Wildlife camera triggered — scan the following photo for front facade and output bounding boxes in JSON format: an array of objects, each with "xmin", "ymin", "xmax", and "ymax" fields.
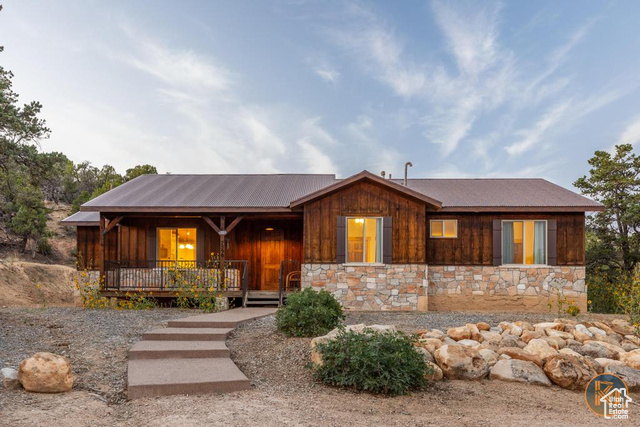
[{"xmin": 62, "ymin": 171, "xmax": 602, "ymax": 312}]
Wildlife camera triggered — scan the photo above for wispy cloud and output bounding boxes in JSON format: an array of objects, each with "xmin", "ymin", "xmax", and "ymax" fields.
[
  {"xmin": 505, "ymin": 101, "xmax": 571, "ymax": 156},
  {"xmin": 314, "ymin": 66, "xmax": 340, "ymax": 83},
  {"xmin": 617, "ymin": 115, "xmax": 640, "ymax": 146}
]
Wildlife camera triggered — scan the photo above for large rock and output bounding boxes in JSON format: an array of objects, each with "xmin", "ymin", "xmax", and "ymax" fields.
[
  {"xmin": 447, "ymin": 326, "xmax": 471, "ymax": 341},
  {"xmin": 479, "ymin": 330, "xmax": 502, "ymax": 342},
  {"xmin": 543, "ymin": 336, "xmax": 566, "ymax": 350},
  {"xmin": 18, "ymin": 352, "xmax": 73, "ymax": 393},
  {"xmin": 458, "ymin": 339, "xmax": 480, "ymax": 347},
  {"xmin": 478, "ymin": 349, "xmax": 499, "ymax": 367},
  {"xmin": 465, "ymin": 323, "xmax": 483, "ymax": 342},
  {"xmin": 434, "ymin": 345, "xmax": 489, "ymax": 380},
  {"xmin": 424, "ymin": 361, "xmax": 444, "ymax": 381},
  {"xmin": 476, "ymin": 322, "xmax": 491, "ymax": 331},
  {"xmin": 546, "ymin": 329, "xmax": 573, "ymax": 340},
  {"xmin": 415, "ymin": 346, "xmax": 435, "ymax": 364},
  {"xmin": 490, "ymin": 359, "xmax": 551, "ymax": 386},
  {"xmin": 417, "ymin": 338, "xmax": 443, "ymax": 355},
  {"xmin": 523, "ymin": 338, "xmax": 558, "ymax": 363},
  {"xmin": 543, "ymin": 354, "xmax": 598, "ymax": 390},
  {"xmin": 521, "ymin": 330, "xmax": 544, "ymax": 344},
  {"xmin": 610, "ymin": 319, "xmax": 635, "ymax": 336},
  {"xmin": 1, "ymin": 367, "xmax": 21, "ymax": 390},
  {"xmin": 585, "ymin": 340, "xmax": 626, "ymax": 358},
  {"xmin": 500, "ymin": 335, "xmax": 522, "ymax": 348},
  {"xmin": 534, "ymin": 322, "xmax": 563, "ymax": 332},
  {"xmin": 571, "ymin": 324, "xmax": 592, "ymax": 342},
  {"xmin": 604, "ymin": 364, "xmax": 640, "ymax": 391},
  {"xmin": 575, "ymin": 342, "xmax": 618, "ymax": 360},
  {"xmin": 498, "ymin": 347, "xmax": 543, "ymax": 367},
  {"xmin": 595, "ymin": 358, "xmax": 625, "ymax": 369},
  {"xmin": 620, "ymin": 349, "xmax": 640, "ymax": 369},
  {"xmin": 513, "ymin": 321, "xmax": 534, "ymax": 332}
]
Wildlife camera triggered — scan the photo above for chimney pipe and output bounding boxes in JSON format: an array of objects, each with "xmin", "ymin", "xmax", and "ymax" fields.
[{"xmin": 404, "ymin": 162, "xmax": 413, "ymax": 186}]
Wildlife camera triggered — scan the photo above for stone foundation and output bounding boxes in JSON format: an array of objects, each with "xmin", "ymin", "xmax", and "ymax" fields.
[
  {"xmin": 301, "ymin": 264, "xmax": 428, "ymax": 311},
  {"xmin": 427, "ymin": 266, "xmax": 587, "ymax": 313},
  {"xmin": 302, "ymin": 263, "xmax": 587, "ymax": 313}
]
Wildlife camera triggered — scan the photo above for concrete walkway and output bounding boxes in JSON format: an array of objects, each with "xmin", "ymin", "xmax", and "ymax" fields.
[{"xmin": 127, "ymin": 307, "xmax": 276, "ymax": 399}]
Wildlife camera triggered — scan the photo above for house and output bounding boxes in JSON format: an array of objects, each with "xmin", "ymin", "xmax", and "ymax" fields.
[{"xmin": 61, "ymin": 170, "xmax": 603, "ymax": 312}]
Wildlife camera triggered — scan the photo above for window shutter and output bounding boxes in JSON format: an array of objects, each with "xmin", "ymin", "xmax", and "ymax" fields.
[
  {"xmin": 148, "ymin": 227, "xmax": 157, "ymax": 263},
  {"xmin": 492, "ymin": 219, "xmax": 502, "ymax": 266},
  {"xmin": 197, "ymin": 227, "xmax": 205, "ymax": 262},
  {"xmin": 383, "ymin": 216, "xmax": 393, "ymax": 264},
  {"xmin": 547, "ymin": 219, "xmax": 557, "ymax": 266},
  {"xmin": 336, "ymin": 216, "xmax": 346, "ymax": 263}
]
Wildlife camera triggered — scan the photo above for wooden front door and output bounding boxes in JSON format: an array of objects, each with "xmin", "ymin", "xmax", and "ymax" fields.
[{"xmin": 260, "ymin": 229, "xmax": 284, "ymax": 291}]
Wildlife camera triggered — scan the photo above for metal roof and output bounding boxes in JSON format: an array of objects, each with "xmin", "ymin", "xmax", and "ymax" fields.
[
  {"xmin": 68, "ymin": 172, "xmax": 603, "ymax": 217},
  {"xmin": 60, "ymin": 211, "xmax": 100, "ymax": 225}
]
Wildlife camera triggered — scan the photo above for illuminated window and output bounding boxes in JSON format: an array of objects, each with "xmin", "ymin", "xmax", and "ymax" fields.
[
  {"xmin": 157, "ymin": 228, "xmax": 197, "ymax": 261},
  {"xmin": 346, "ymin": 217, "xmax": 382, "ymax": 263},
  {"xmin": 430, "ymin": 220, "xmax": 457, "ymax": 238},
  {"xmin": 502, "ymin": 220, "xmax": 546, "ymax": 265}
]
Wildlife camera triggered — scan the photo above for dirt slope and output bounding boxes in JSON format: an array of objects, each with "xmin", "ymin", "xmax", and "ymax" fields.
[{"xmin": 0, "ymin": 261, "xmax": 78, "ymax": 307}]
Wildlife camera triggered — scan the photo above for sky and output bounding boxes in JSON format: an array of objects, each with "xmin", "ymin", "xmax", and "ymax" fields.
[{"xmin": 2, "ymin": 0, "xmax": 640, "ymax": 190}]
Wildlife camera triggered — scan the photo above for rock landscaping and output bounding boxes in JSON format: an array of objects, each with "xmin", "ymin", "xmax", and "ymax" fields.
[{"xmin": 18, "ymin": 352, "xmax": 74, "ymax": 393}]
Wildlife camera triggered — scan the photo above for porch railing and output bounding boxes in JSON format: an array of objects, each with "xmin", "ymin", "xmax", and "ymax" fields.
[
  {"xmin": 278, "ymin": 259, "xmax": 301, "ymax": 305},
  {"xmin": 103, "ymin": 260, "xmax": 249, "ymax": 296}
]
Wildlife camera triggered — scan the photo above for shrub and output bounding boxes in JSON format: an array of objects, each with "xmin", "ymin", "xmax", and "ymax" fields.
[
  {"xmin": 313, "ymin": 329, "xmax": 430, "ymax": 395},
  {"xmin": 616, "ymin": 265, "xmax": 640, "ymax": 333},
  {"xmin": 116, "ymin": 292, "xmax": 158, "ymax": 310},
  {"xmin": 37, "ymin": 238, "xmax": 52, "ymax": 256},
  {"xmin": 74, "ymin": 269, "xmax": 110, "ymax": 309},
  {"xmin": 276, "ymin": 287, "xmax": 344, "ymax": 337},
  {"xmin": 587, "ymin": 270, "xmax": 626, "ymax": 313}
]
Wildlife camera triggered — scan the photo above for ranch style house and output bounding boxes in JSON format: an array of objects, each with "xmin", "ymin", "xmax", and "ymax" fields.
[{"xmin": 62, "ymin": 170, "xmax": 603, "ymax": 312}]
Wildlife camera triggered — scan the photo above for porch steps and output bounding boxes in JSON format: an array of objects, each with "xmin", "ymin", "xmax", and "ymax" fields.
[
  {"xmin": 245, "ymin": 291, "xmax": 281, "ymax": 307},
  {"xmin": 127, "ymin": 307, "xmax": 276, "ymax": 400},
  {"xmin": 143, "ymin": 327, "xmax": 232, "ymax": 341},
  {"xmin": 129, "ymin": 340, "xmax": 229, "ymax": 359}
]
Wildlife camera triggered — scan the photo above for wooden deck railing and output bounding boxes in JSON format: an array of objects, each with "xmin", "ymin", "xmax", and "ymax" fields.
[
  {"xmin": 103, "ymin": 260, "xmax": 249, "ymax": 296},
  {"xmin": 278, "ymin": 259, "xmax": 301, "ymax": 305}
]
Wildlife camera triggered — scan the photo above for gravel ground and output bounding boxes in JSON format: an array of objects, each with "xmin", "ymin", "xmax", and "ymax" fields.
[
  {"xmin": 0, "ymin": 307, "xmax": 188, "ymax": 403},
  {"xmin": 0, "ymin": 308, "xmax": 630, "ymax": 426}
]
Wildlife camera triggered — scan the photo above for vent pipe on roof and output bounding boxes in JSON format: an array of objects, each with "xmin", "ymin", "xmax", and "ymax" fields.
[
  {"xmin": 380, "ymin": 171, "xmax": 386, "ymax": 178},
  {"xmin": 404, "ymin": 162, "xmax": 413, "ymax": 186},
  {"xmin": 388, "ymin": 173, "xmax": 392, "ymax": 179}
]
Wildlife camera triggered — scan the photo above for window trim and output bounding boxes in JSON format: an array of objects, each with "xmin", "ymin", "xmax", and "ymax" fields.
[
  {"xmin": 344, "ymin": 216, "xmax": 383, "ymax": 264},
  {"xmin": 156, "ymin": 227, "xmax": 197, "ymax": 261},
  {"xmin": 500, "ymin": 219, "xmax": 548, "ymax": 266},
  {"xmin": 429, "ymin": 219, "xmax": 458, "ymax": 238}
]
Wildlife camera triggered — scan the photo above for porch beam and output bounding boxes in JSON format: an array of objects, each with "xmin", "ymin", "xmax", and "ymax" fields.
[
  {"xmin": 224, "ymin": 216, "xmax": 244, "ymax": 234},
  {"xmin": 101, "ymin": 216, "xmax": 124, "ymax": 236},
  {"xmin": 203, "ymin": 216, "xmax": 222, "ymax": 234}
]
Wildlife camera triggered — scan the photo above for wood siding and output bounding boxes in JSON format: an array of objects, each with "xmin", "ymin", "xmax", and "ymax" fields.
[
  {"xmin": 76, "ymin": 226, "xmax": 101, "ymax": 270},
  {"xmin": 303, "ymin": 180, "xmax": 427, "ymax": 263},
  {"xmin": 426, "ymin": 212, "xmax": 585, "ymax": 266}
]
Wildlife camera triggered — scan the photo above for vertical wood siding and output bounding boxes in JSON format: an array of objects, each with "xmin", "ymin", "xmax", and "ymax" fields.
[{"xmin": 302, "ymin": 180, "xmax": 427, "ymax": 263}]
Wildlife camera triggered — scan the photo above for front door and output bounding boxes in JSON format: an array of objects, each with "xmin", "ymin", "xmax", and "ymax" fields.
[{"xmin": 260, "ymin": 229, "xmax": 284, "ymax": 291}]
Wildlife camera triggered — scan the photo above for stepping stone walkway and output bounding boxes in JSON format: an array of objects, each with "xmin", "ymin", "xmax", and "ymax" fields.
[{"xmin": 127, "ymin": 307, "xmax": 276, "ymax": 399}]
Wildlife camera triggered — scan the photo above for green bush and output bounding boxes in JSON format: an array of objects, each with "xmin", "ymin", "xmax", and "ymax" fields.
[
  {"xmin": 276, "ymin": 287, "xmax": 344, "ymax": 337},
  {"xmin": 37, "ymin": 237, "xmax": 52, "ymax": 256},
  {"xmin": 313, "ymin": 329, "xmax": 430, "ymax": 396}
]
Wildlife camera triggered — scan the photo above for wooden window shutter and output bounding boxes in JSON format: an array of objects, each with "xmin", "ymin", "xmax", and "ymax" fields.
[
  {"xmin": 196, "ymin": 227, "xmax": 205, "ymax": 262},
  {"xmin": 148, "ymin": 227, "xmax": 157, "ymax": 262},
  {"xmin": 492, "ymin": 219, "xmax": 502, "ymax": 266},
  {"xmin": 547, "ymin": 219, "xmax": 557, "ymax": 266},
  {"xmin": 336, "ymin": 216, "xmax": 346, "ymax": 263},
  {"xmin": 383, "ymin": 216, "xmax": 393, "ymax": 264}
]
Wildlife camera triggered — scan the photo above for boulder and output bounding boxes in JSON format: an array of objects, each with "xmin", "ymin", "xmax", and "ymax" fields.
[
  {"xmin": 423, "ymin": 329, "xmax": 446, "ymax": 339},
  {"xmin": 476, "ymin": 322, "xmax": 491, "ymax": 331},
  {"xmin": 585, "ymin": 340, "xmax": 626, "ymax": 358},
  {"xmin": 311, "ymin": 324, "xmax": 396, "ymax": 365},
  {"xmin": 543, "ymin": 336, "xmax": 566, "ymax": 350},
  {"xmin": 622, "ymin": 342, "xmax": 640, "ymax": 352},
  {"xmin": 417, "ymin": 338, "xmax": 443, "ymax": 355},
  {"xmin": 610, "ymin": 319, "xmax": 635, "ymax": 336},
  {"xmin": 465, "ymin": 323, "xmax": 483, "ymax": 342},
  {"xmin": 498, "ymin": 321, "xmax": 512, "ymax": 332},
  {"xmin": 434, "ymin": 345, "xmax": 489, "ymax": 380},
  {"xmin": 509, "ymin": 325, "xmax": 523, "ymax": 337},
  {"xmin": 581, "ymin": 355, "xmax": 604, "ymax": 375},
  {"xmin": 523, "ymin": 338, "xmax": 558, "ymax": 364},
  {"xmin": 490, "ymin": 359, "xmax": 551, "ymax": 386},
  {"xmin": 620, "ymin": 349, "xmax": 640, "ymax": 370},
  {"xmin": 604, "ymin": 364, "xmax": 640, "ymax": 391},
  {"xmin": 442, "ymin": 337, "xmax": 459, "ymax": 346},
  {"xmin": 534, "ymin": 322, "xmax": 563, "ymax": 332},
  {"xmin": 18, "ymin": 352, "xmax": 73, "ymax": 393},
  {"xmin": 559, "ymin": 348, "xmax": 583, "ymax": 358},
  {"xmin": 415, "ymin": 346, "xmax": 435, "ymax": 364},
  {"xmin": 447, "ymin": 326, "xmax": 471, "ymax": 341},
  {"xmin": 625, "ymin": 335, "xmax": 640, "ymax": 346},
  {"xmin": 1, "ymin": 367, "xmax": 21, "ymax": 390},
  {"xmin": 575, "ymin": 342, "xmax": 618, "ymax": 360},
  {"xmin": 546, "ymin": 329, "xmax": 573, "ymax": 340},
  {"xmin": 458, "ymin": 339, "xmax": 480, "ymax": 347},
  {"xmin": 595, "ymin": 358, "xmax": 625, "ymax": 369},
  {"xmin": 479, "ymin": 330, "xmax": 502, "ymax": 342},
  {"xmin": 521, "ymin": 330, "xmax": 544, "ymax": 344},
  {"xmin": 543, "ymin": 354, "xmax": 598, "ymax": 390},
  {"xmin": 424, "ymin": 361, "xmax": 444, "ymax": 381},
  {"xmin": 513, "ymin": 321, "xmax": 534, "ymax": 332},
  {"xmin": 478, "ymin": 340, "xmax": 500, "ymax": 353},
  {"xmin": 478, "ymin": 349, "xmax": 499, "ymax": 367},
  {"xmin": 500, "ymin": 335, "xmax": 521, "ymax": 348},
  {"xmin": 498, "ymin": 347, "xmax": 543, "ymax": 367},
  {"xmin": 587, "ymin": 327, "xmax": 609, "ymax": 342}
]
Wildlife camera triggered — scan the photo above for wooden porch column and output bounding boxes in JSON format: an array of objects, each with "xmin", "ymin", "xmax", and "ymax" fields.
[{"xmin": 99, "ymin": 215, "xmax": 105, "ymax": 285}]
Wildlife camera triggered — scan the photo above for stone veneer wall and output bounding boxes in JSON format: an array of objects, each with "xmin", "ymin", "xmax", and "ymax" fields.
[
  {"xmin": 427, "ymin": 266, "xmax": 587, "ymax": 313},
  {"xmin": 302, "ymin": 263, "xmax": 587, "ymax": 313},
  {"xmin": 301, "ymin": 264, "xmax": 428, "ymax": 311}
]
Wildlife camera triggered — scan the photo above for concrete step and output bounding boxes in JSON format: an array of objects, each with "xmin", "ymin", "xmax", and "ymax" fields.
[
  {"xmin": 127, "ymin": 358, "xmax": 250, "ymax": 399},
  {"xmin": 142, "ymin": 328, "xmax": 232, "ymax": 341},
  {"xmin": 167, "ymin": 307, "xmax": 276, "ymax": 329},
  {"xmin": 129, "ymin": 340, "xmax": 229, "ymax": 360},
  {"xmin": 246, "ymin": 300, "xmax": 279, "ymax": 306}
]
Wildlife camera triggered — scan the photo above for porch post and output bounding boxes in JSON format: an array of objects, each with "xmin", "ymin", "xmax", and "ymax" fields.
[
  {"xmin": 99, "ymin": 215, "xmax": 105, "ymax": 288},
  {"xmin": 219, "ymin": 216, "xmax": 226, "ymax": 290}
]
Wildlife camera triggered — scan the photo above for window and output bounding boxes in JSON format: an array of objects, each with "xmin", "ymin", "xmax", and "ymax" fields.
[
  {"xmin": 430, "ymin": 220, "xmax": 457, "ymax": 238},
  {"xmin": 346, "ymin": 217, "xmax": 382, "ymax": 263},
  {"xmin": 502, "ymin": 220, "xmax": 546, "ymax": 265},
  {"xmin": 157, "ymin": 228, "xmax": 197, "ymax": 261}
]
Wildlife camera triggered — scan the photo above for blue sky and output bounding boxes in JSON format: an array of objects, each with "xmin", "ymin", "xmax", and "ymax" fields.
[{"xmin": 2, "ymin": 1, "xmax": 640, "ymax": 189}]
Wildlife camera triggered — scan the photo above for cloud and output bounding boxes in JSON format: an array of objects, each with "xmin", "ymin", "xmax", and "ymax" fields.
[
  {"xmin": 297, "ymin": 118, "xmax": 339, "ymax": 173},
  {"xmin": 505, "ymin": 101, "xmax": 571, "ymax": 156},
  {"xmin": 314, "ymin": 66, "xmax": 340, "ymax": 83},
  {"xmin": 617, "ymin": 116, "xmax": 640, "ymax": 146}
]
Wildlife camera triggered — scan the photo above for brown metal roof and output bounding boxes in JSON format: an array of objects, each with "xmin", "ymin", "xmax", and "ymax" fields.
[
  {"xmin": 402, "ymin": 178, "xmax": 603, "ymax": 212},
  {"xmin": 73, "ymin": 172, "xmax": 603, "ymax": 215},
  {"xmin": 80, "ymin": 174, "xmax": 337, "ymax": 212},
  {"xmin": 60, "ymin": 211, "xmax": 100, "ymax": 225}
]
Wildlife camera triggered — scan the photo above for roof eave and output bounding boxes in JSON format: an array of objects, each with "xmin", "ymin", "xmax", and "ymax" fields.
[
  {"xmin": 437, "ymin": 205, "xmax": 605, "ymax": 213},
  {"xmin": 79, "ymin": 206, "xmax": 294, "ymax": 213}
]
